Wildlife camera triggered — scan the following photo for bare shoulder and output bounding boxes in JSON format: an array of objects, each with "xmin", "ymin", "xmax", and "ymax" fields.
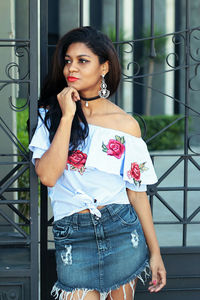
[
  {"xmin": 106, "ymin": 101, "xmax": 141, "ymax": 138},
  {"xmin": 115, "ymin": 112, "xmax": 141, "ymax": 138}
]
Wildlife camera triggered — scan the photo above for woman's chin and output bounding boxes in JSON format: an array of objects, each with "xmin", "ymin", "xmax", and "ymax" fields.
[{"xmin": 66, "ymin": 81, "xmax": 79, "ymax": 89}]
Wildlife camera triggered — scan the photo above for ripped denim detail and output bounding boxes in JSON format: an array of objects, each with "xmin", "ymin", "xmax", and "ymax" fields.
[
  {"xmin": 61, "ymin": 245, "xmax": 72, "ymax": 265},
  {"xmin": 51, "ymin": 264, "xmax": 150, "ymax": 300},
  {"xmin": 131, "ymin": 230, "xmax": 139, "ymax": 248}
]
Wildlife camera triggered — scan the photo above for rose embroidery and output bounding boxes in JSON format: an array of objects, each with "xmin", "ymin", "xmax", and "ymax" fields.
[
  {"xmin": 102, "ymin": 135, "xmax": 125, "ymax": 159},
  {"xmin": 66, "ymin": 150, "xmax": 87, "ymax": 175},
  {"xmin": 127, "ymin": 162, "xmax": 148, "ymax": 186}
]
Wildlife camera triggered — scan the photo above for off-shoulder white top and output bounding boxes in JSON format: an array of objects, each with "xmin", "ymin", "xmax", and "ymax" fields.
[{"xmin": 29, "ymin": 108, "xmax": 157, "ymax": 221}]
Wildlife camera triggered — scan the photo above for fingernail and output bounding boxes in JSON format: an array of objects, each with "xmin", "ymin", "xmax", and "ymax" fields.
[{"xmin": 153, "ymin": 280, "xmax": 157, "ymax": 285}]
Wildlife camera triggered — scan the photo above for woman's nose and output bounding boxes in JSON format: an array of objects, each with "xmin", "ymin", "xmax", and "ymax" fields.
[{"xmin": 68, "ymin": 61, "xmax": 78, "ymax": 72}]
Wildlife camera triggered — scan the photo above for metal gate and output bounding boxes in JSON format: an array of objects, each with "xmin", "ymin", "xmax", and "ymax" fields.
[
  {"xmin": 0, "ymin": 0, "xmax": 38, "ymax": 299},
  {"xmin": 41, "ymin": 0, "xmax": 200, "ymax": 299}
]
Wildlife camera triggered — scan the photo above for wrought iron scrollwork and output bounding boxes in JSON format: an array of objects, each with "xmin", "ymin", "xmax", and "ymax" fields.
[
  {"xmin": 188, "ymin": 134, "xmax": 200, "ymax": 155},
  {"xmin": 9, "ymin": 95, "xmax": 30, "ymax": 112},
  {"xmin": 166, "ymin": 52, "xmax": 179, "ymax": 69},
  {"xmin": 147, "ymin": 184, "xmax": 158, "ymax": 196},
  {"xmin": 189, "ymin": 27, "xmax": 200, "ymax": 62},
  {"xmin": 172, "ymin": 32, "xmax": 186, "ymax": 45},
  {"xmin": 15, "ymin": 43, "xmax": 29, "ymax": 58},
  {"xmin": 0, "ymin": 42, "xmax": 30, "ymax": 111},
  {"xmin": 4, "ymin": 44, "xmax": 29, "ymax": 81},
  {"xmin": 189, "ymin": 63, "xmax": 200, "ymax": 91}
]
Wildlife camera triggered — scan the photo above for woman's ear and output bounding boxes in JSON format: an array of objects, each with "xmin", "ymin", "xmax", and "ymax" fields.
[{"xmin": 102, "ymin": 60, "xmax": 109, "ymax": 75}]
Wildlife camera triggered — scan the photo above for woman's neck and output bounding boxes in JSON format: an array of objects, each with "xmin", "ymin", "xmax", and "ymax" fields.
[{"xmin": 81, "ymin": 98, "xmax": 108, "ymax": 117}]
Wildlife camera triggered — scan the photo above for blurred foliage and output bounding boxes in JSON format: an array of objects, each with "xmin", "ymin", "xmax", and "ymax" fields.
[
  {"xmin": 17, "ymin": 98, "xmax": 30, "ymax": 233},
  {"xmin": 17, "ymin": 99, "xmax": 29, "ymax": 149},
  {"xmin": 135, "ymin": 114, "xmax": 186, "ymax": 151},
  {"xmin": 104, "ymin": 25, "xmax": 128, "ymax": 42},
  {"xmin": 142, "ymin": 28, "xmax": 167, "ymax": 62}
]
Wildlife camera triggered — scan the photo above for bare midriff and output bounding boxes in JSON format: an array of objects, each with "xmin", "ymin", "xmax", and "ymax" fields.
[{"xmin": 78, "ymin": 205, "xmax": 105, "ymax": 214}]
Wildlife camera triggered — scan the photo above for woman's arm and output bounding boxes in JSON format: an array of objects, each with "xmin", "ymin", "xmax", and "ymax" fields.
[
  {"xmin": 126, "ymin": 189, "xmax": 166, "ymax": 292},
  {"xmin": 35, "ymin": 115, "xmax": 73, "ymax": 187},
  {"xmin": 35, "ymin": 87, "xmax": 80, "ymax": 187}
]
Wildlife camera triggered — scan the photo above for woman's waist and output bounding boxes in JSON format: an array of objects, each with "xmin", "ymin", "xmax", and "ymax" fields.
[
  {"xmin": 78, "ymin": 204, "xmax": 105, "ymax": 214},
  {"xmin": 52, "ymin": 197, "xmax": 130, "ymax": 222},
  {"xmin": 51, "ymin": 188, "xmax": 129, "ymax": 220}
]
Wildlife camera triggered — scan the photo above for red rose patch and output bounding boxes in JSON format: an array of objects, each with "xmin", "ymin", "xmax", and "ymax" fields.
[
  {"xmin": 127, "ymin": 162, "xmax": 148, "ymax": 186},
  {"xmin": 66, "ymin": 150, "xmax": 87, "ymax": 175},
  {"xmin": 102, "ymin": 135, "xmax": 125, "ymax": 159}
]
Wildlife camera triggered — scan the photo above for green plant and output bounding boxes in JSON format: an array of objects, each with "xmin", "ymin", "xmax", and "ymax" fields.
[
  {"xmin": 142, "ymin": 28, "xmax": 167, "ymax": 62},
  {"xmin": 17, "ymin": 99, "xmax": 40, "ymax": 231},
  {"xmin": 134, "ymin": 114, "xmax": 185, "ymax": 151},
  {"xmin": 104, "ymin": 25, "xmax": 132, "ymax": 66},
  {"xmin": 104, "ymin": 25, "xmax": 128, "ymax": 43},
  {"xmin": 16, "ymin": 99, "xmax": 30, "ymax": 233}
]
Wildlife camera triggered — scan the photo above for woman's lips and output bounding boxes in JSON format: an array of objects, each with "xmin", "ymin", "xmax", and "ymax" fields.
[{"xmin": 67, "ymin": 76, "xmax": 79, "ymax": 82}]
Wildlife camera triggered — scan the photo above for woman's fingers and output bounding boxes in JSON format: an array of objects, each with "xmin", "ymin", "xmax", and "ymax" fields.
[
  {"xmin": 57, "ymin": 87, "xmax": 80, "ymax": 117},
  {"xmin": 149, "ymin": 265, "xmax": 158, "ymax": 286},
  {"xmin": 148, "ymin": 267, "xmax": 166, "ymax": 293},
  {"xmin": 148, "ymin": 265, "xmax": 158, "ymax": 292},
  {"xmin": 157, "ymin": 268, "xmax": 167, "ymax": 291},
  {"xmin": 148, "ymin": 253, "xmax": 167, "ymax": 293},
  {"xmin": 71, "ymin": 90, "xmax": 80, "ymax": 102},
  {"xmin": 58, "ymin": 87, "xmax": 80, "ymax": 101}
]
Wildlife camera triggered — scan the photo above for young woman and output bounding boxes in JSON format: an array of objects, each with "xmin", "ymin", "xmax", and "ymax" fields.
[{"xmin": 29, "ymin": 26, "xmax": 166, "ymax": 300}]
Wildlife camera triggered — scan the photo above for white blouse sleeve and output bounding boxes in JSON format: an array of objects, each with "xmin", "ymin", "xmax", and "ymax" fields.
[
  {"xmin": 29, "ymin": 108, "xmax": 50, "ymax": 165},
  {"xmin": 122, "ymin": 135, "xmax": 157, "ymax": 192}
]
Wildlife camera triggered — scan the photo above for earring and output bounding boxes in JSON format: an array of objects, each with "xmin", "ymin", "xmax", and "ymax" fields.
[{"xmin": 98, "ymin": 74, "xmax": 110, "ymax": 98}]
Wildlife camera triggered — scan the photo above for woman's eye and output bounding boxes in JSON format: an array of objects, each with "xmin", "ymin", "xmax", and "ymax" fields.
[
  {"xmin": 65, "ymin": 59, "xmax": 71, "ymax": 64},
  {"xmin": 79, "ymin": 59, "xmax": 88, "ymax": 63}
]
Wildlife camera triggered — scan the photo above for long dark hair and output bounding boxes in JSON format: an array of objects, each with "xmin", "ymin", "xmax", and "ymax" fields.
[{"xmin": 38, "ymin": 26, "xmax": 121, "ymax": 154}]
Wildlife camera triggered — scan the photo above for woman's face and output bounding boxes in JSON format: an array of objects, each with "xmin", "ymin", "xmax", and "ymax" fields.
[{"xmin": 63, "ymin": 42, "xmax": 107, "ymax": 96}]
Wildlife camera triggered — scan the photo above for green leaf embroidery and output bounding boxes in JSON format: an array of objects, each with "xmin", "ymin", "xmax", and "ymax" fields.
[
  {"xmin": 70, "ymin": 165, "xmax": 77, "ymax": 171},
  {"xmin": 115, "ymin": 135, "xmax": 121, "ymax": 142},
  {"xmin": 133, "ymin": 178, "xmax": 141, "ymax": 186},
  {"xmin": 139, "ymin": 162, "xmax": 148, "ymax": 172},
  {"xmin": 79, "ymin": 167, "xmax": 85, "ymax": 175},
  {"xmin": 102, "ymin": 143, "xmax": 108, "ymax": 152},
  {"xmin": 120, "ymin": 136, "xmax": 125, "ymax": 144}
]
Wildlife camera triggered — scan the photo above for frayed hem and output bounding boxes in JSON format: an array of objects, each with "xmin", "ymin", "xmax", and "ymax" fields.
[
  {"xmin": 51, "ymin": 279, "xmax": 135, "ymax": 300},
  {"xmin": 51, "ymin": 285, "xmax": 92, "ymax": 300},
  {"xmin": 51, "ymin": 264, "xmax": 150, "ymax": 300},
  {"xmin": 136, "ymin": 262, "xmax": 151, "ymax": 285}
]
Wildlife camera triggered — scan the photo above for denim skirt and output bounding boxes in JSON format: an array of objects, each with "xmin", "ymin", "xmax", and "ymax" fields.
[{"xmin": 51, "ymin": 203, "xmax": 150, "ymax": 299}]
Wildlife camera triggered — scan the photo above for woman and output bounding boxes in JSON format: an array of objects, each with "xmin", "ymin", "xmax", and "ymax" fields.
[{"xmin": 29, "ymin": 26, "xmax": 166, "ymax": 300}]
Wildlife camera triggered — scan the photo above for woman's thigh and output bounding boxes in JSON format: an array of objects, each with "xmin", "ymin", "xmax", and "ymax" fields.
[
  {"xmin": 62, "ymin": 290, "xmax": 100, "ymax": 300},
  {"xmin": 107, "ymin": 279, "xmax": 137, "ymax": 300}
]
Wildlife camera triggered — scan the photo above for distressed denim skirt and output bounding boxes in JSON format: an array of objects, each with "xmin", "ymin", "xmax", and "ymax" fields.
[{"xmin": 51, "ymin": 204, "xmax": 150, "ymax": 300}]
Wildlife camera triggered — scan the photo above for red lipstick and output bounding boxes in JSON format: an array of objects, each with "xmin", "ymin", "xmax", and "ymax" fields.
[{"xmin": 67, "ymin": 76, "xmax": 79, "ymax": 82}]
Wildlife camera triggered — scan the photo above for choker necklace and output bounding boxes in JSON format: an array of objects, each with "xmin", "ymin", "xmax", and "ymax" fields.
[{"xmin": 80, "ymin": 95, "xmax": 100, "ymax": 107}]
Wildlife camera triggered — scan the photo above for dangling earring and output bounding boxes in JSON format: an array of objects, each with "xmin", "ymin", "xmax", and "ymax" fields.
[{"xmin": 98, "ymin": 74, "xmax": 110, "ymax": 98}]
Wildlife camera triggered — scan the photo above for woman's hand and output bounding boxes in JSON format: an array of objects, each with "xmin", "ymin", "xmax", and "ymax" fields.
[
  {"xmin": 126, "ymin": 190, "xmax": 166, "ymax": 293},
  {"xmin": 148, "ymin": 253, "xmax": 166, "ymax": 293},
  {"xmin": 57, "ymin": 87, "xmax": 80, "ymax": 118}
]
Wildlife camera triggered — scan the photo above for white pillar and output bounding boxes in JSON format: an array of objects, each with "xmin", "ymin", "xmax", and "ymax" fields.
[
  {"xmin": 83, "ymin": 0, "xmax": 90, "ymax": 26},
  {"xmin": 122, "ymin": 0, "xmax": 134, "ymax": 113},
  {"xmin": 164, "ymin": 0, "xmax": 175, "ymax": 115}
]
